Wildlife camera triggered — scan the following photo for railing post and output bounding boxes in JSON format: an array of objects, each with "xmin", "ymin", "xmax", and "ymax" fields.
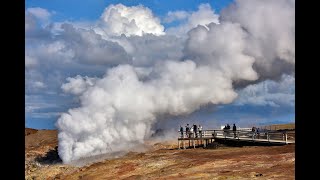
[
  {"xmin": 285, "ymin": 132, "xmax": 288, "ymax": 144},
  {"xmin": 267, "ymin": 132, "xmax": 270, "ymax": 142},
  {"xmin": 183, "ymin": 139, "xmax": 185, "ymax": 149},
  {"xmin": 193, "ymin": 138, "xmax": 195, "ymax": 149},
  {"xmin": 237, "ymin": 131, "xmax": 240, "ymax": 140}
]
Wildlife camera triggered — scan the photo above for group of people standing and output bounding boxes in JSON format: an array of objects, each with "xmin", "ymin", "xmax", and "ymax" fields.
[
  {"xmin": 223, "ymin": 123, "xmax": 237, "ymax": 138},
  {"xmin": 179, "ymin": 124, "xmax": 203, "ymax": 138},
  {"xmin": 252, "ymin": 126, "xmax": 260, "ymax": 139},
  {"xmin": 179, "ymin": 123, "xmax": 264, "ymax": 139}
]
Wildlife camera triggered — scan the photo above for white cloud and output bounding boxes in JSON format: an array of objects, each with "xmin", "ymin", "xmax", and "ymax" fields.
[
  {"xmin": 111, "ymin": 34, "xmax": 185, "ymax": 66},
  {"xmin": 184, "ymin": 22, "xmax": 258, "ymax": 81},
  {"xmin": 25, "ymin": 55, "xmax": 38, "ymax": 68},
  {"xmin": 234, "ymin": 74, "xmax": 295, "ymax": 107},
  {"xmin": 62, "ymin": 75, "xmax": 97, "ymax": 95},
  {"xmin": 34, "ymin": 81, "xmax": 46, "ymax": 89},
  {"xmin": 25, "ymin": 11, "xmax": 37, "ymax": 32},
  {"xmin": 96, "ymin": 4, "xmax": 165, "ymax": 37},
  {"xmin": 163, "ymin": 11, "xmax": 189, "ymax": 23},
  {"xmin": 26, "ymin": 23, "xmax": 131, "ymax": 68},
  {"xmin": 25, "ymin": 95, "xmax": 57, "ymax": 113},
  {"xmin": 221, "ymin": 0, "xmax": 295, "ymax": 77},
  {"xmin": 29, "ymin": 112, "xmax": 63, "ymax": 119},
  {"xmin": 26, "ymin": 7, "xmax": 51, "ymax": 21},
  {"xmin": 166, "ymin": 4, "xmax": 220, "ymax": 36}
]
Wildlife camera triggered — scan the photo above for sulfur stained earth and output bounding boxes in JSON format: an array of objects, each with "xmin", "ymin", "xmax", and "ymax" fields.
[{"xmin": 25, "ymin": 128, "xmax": 295, "ymax": 180}]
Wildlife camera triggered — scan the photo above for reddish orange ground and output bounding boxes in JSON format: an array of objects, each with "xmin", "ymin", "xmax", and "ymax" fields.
[{"xmin": 25, "ymin": 128, "xmax": 295, "ymax": 180}]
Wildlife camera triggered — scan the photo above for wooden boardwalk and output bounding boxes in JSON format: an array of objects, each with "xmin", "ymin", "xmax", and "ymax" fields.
[{"xmin": 178, "ymin": 129, "xmax": 295, "ymax": 149}]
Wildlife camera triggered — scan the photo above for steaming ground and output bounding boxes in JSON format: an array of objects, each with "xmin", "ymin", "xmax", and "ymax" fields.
[
  {"xmin": 68, "ymin": 129, "xmax": 177, "ymax": 167},
  {"xmin": 43, "ymin": 0, "xmax": 296, "ymax": 163}
]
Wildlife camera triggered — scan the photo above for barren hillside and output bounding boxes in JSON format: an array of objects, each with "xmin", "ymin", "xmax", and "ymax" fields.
[{"xmin": 25, "ymin": 128, "xmax": 295, "ymax": 180}]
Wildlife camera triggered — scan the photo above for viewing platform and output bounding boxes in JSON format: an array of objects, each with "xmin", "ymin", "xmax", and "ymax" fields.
[{"xmin": 178, "ymin": 129, "xmax": 295, "ymax": 149}]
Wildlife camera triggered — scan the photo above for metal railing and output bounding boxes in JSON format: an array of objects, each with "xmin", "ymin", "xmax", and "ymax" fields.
[{"xmin": 178, "ymin": 129, "xmax": 295, "ymax": 144}]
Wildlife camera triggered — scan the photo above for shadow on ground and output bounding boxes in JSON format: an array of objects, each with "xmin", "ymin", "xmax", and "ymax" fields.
[{"xmin": 35, "ymin": 146, "xmax": 62, "ymax": 164}]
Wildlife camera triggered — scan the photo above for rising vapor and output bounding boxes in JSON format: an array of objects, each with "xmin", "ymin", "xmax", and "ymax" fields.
[{"xmin": 56, "ymin": 0, "xmax": 295, "ymax": 163}]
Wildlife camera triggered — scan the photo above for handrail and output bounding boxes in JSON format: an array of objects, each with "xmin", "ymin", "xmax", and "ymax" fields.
[
  {"xmin": 178, "ymin": 129, "xmax": 295, "ymax": 134},
  {"xmin": 177, "ymin": 129, "xmax": 295, "ymax": 144}
]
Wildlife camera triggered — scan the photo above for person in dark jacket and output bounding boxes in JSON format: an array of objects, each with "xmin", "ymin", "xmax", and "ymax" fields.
[
  {"xmin": 233, "ymin": 124, "xmax": 237, "ymax": 138},
  {"xmin": 256, "ymin": 128, "xmax": 260, "ymax": 139},
  {"xmin": 186, "ymin": 124, "xmax": 190, "ymax": 138},
  {"xmin": 193, "ymin": 124, "xmax": 198, "ymax": 137},
  {"xmin": 226, "ymin": 124, "xmax": 230, "ymax": 136},
  {"xmin": 180, "ymin": 126, "xmax": 184, "ymax": 138}
]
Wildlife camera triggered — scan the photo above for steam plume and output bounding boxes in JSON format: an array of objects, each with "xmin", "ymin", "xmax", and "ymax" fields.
[{"xmin": 56, "ymin": 0, "xmax": 294, "ymax": 163}]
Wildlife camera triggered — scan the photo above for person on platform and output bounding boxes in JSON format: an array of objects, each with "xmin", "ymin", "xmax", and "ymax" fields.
[
  {"xmin": 257, "ymin": 128, "xmax": 260, "ymax": 139},
  {"xmin": 226, "ymin": 124, "xmax": 231, "ymax": 136},
  {"xmin": 233, "ymin": 124, "xmax": 237, "ymax": 138},
  {"xmin": 252, "ymin": 126, "xmax": 256, "ymax": 139},
  {"xmin": 180, "ymin": 125, "xmax": 184, "ymax": 138},
  {"xmin": 186, "ymin": 124, "xmax": 190, "ymax": 138},
  {"xmin": 198, "ymin": 124, "xmax": 203, "ymax": 138},
  {"xmin": 223, "ymin": 125, "xmax": 227, "ymax": 136},
  {"xmin": 193, "ymin": 124, "xmax": 198, "ymax": 138},
  {"xmin": 190, "ymin": 126, "xmax": 194, "ymax": 138}
]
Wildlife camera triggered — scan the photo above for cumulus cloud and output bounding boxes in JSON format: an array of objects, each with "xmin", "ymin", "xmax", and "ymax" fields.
[
  {"xmin": 33, "ymin": 81, "xmax": 46, "ymax": 89},
  {"xmin": 166, "ymin": 4, "xmax": 220, "ymax": 36},
  {"xmin": 221, "ymin": 0, "xmax": 295, "ymax": 78},
  {"xmin": 25, "ymin": 69, "xmax": 47, "ymax": 94},
  {"xmin": 184, "ymin": 22, "xmax": 258, "ymax": 81},
  {"xmin": 25, "ymin": 4, "xmax": 179, "ymax": 119},
  {"xmin": 25, "ymin": 10, "xmax": 52, "ymax": 38},
  {"xmin": 26, "ymin": 7, "xmax": 51, "ymax": 21},
  {"xmin": 112, "ymin": 34, "xmax": 185, "ymax": 66},
  {"xmin": 26, "ymin": 23, "xmax": 131, "ymax": 71},
  {"xmin": 96, "ymin": 4, "xmax": 165, "ymax": 37},
  {"xmin": 234, "ymin": 74, "xmax": 295, "ymax": 107},
  {"xmin": 163, "ymin": 11, "xmax": 189, "ymax": 23},
  {"xmin": 62, "ymin": 75, "xmax": 97, "ymax": 95},
  {"xmin": 25, "ymin": 11, "xmax": 37, "ymax": 32},
  {"xmin": 59, "ymin": 24, "xmax": 131, "ymax": 65}
]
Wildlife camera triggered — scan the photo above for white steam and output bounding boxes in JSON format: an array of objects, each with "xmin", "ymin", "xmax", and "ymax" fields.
[
  {"xmin": 56, "ymin": 0, "xmax": 295, "ymax": 163},
  {"xmin": 221, "ymin": 0, "xmax": 295, "ymax": 76}
]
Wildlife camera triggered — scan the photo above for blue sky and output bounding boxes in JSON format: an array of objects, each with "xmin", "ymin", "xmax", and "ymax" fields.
[
  {"xmin": 26, "ymin": 0, "xmax": 233, "ymax": 22},
  {"xmin": 25, "ymin": 0, "xmax": 295, "ymax": 130}
]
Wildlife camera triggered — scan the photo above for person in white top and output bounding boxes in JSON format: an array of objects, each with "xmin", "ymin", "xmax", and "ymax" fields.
[
  {"xmin": 198, "ymin": 125, "xmax": 203, "ymax": 138},
  {"xmin": 190, "ymin": 126, "xmax": 194, "ymax": 138}
]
